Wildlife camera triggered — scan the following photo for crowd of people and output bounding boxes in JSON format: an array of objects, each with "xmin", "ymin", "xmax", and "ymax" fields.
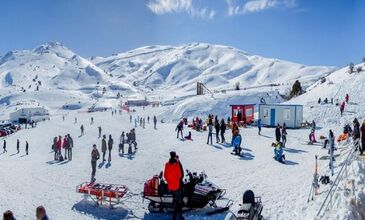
[{"xmin": 52, "ymin": 134, "xmax": 74, "ymax": 161}]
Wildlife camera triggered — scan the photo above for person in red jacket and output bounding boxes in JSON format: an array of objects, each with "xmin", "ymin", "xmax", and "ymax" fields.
[
  {"xmin": 345, "ymin": 94, "xmax": 349, "ymax": 103},
  {"xmin": 164, "ymin": 151, "xmax": 184, "ymax": 220},
  {"xmin": 56, "ymin": 136, "xmax": 62, "ymax": 160},
  {"xmin": 63, "ymin": 135, "xmax": 69, "ymax": 160}
]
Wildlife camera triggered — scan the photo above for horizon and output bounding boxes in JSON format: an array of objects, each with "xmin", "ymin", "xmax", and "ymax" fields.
[{"xmin": 1, "ymin": 0, "xmax": 365, "ymax": 67}]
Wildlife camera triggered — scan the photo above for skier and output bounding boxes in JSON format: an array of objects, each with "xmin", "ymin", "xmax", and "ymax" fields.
[
  {"xmin": 67, "ymin": 134, "xmax": 73, "ymax": 160},
  {"xmin": 108, "ymin": 134, "xmax": 113, "ymax": 162},
  {"xmin": 80, "ymin": 125, "xmax": 84, "ymax": 136},
  {"xmin": 215, "ymin": 119, "xmax": 220, "ymax": 143},
  {"xmin": 153, "ymin": 116, "xmax": 157, "ymax": 129},
  {"xmin": 3, "ymin": 140, "xmax": 7, "ymax": 153},
  {"xmin": 63, "ymin": 135, "xmax": 69, "ymax": 160},
  {"xmin": 16, "ymin": 139, "xmax": 20, "ymax": 154},
  {"xmin": 176, "ymin": 121, "xmax": 184, "ymax": 139},
  {"xmin": 232, "ymin": 130, "xmax": 242, "ymax": 155},
  {"xmin": 257, "ymin": 118, "xmax": 262, "ymax": 135},
  {"xmin": 206, "ymin": 121, "xmax": 213, "ymax": 145},
  {"xmin": 36, "ymin": 206, "xmax": 49, "ymax": 220},
  {"xmin": 91, "ymin": 144, "xmax": 100, "ymax": 182},
  {"xmin": 345, "ymin": 93, "xmax": 349, "ymax": 103},
  {"xmin": 361, "ymin": 119, "xmax": 365, "ymax": 155},
  {"xmin": 25, "ymin": 141, "xmax": 29, "ymax": 155},
  {"xmin": 98, "ymin": 126, "xmax": 102, "ymax": 138},
  {"xmin": 328, "ymin": 129, "xmax": 335, "ymax": 176},
  {"xmin": 272, "ymin": 142, "xmax": 285, "ymax": 163},
  {"xmin": 282, "ymin": 123, "xmax": 287, "ymax": 147},
  {"xmin": 220, "ymin": 119, "xmax": 226, "ymax": 143},
  {"xmin": 353, "ymin": 118, "xmax": 361, "ymax": 153},
  {"xmin": 164, "ymin": 151, "xmax": 184, "ymax": 220},
  {"xmin": 119, "ymin": 132, "xmax": 125, "ymax": 154},
  {"xmin": 275, "ymin": 124, "xmax": 281, "ymax": 142},
  {"xmin": 340, "ymin": 102, "xmax": 345, "ymax": 117},
  {"xmin": 101, "ymin": 135, "xmax": 107, "ymax": 162}
]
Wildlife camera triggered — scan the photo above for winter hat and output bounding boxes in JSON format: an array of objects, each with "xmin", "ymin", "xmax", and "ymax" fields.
[
  {"xmin": 93, "ymin": 144, "xmax": 97, "ymax": 148},
  {"xmin": 170, "ymin": 151, "xmax": 176, "ymax": 159}
]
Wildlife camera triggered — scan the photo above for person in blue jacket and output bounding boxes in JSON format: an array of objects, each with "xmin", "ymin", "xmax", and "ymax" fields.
[
  {"xmin": 272, "ymin": 142, "xmax": 285, "ymax": 163},
  {"xmin": 232, "ymin": 131, "xmax": 242, "ymax": 155},
  {"xmin": 257, "ymin": 119, "xmax": 262, "ymax": 135}
]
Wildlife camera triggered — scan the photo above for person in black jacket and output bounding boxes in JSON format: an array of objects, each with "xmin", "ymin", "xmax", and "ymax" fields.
[
  {"xmin": 220, "ymin": 119, "xmax": 226, "ymax": 143},
  {"xmin": 353, "ymin": 118, "xmax": 361, "ymax": 153},
  {"xmin": 275, "ymin": 124, "xmax": 281, "ymax": 142},
  {"xmin": 360, "ymin": 120, "xmax": 365, "ymax": 155},
  {"xmin": 215, "ymin": 120, "xmax": 220, "ymax": 143}
]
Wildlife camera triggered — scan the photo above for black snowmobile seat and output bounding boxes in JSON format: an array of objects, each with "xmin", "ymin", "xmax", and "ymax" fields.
[{"xmin": 242, "ymin": 190, "xmax": 255, "ymax": 204}]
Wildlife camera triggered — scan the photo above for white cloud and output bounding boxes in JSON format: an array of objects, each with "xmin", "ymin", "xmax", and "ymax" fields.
[
  {"xmin": 146, "ymin": 0, "xmax": 216, "ymax": 19},
  {"xmin": 227, "ymin": 0, "xmax": 296, "ymax": 15}
]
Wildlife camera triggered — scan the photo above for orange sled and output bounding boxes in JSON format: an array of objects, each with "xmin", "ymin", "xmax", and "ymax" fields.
[
  {"xmin": 76, "ymin": 182, "xmax": 130, "ymax": 208},
  {"xmin": 337, "ymin": 133, "xmax": 348, "ymax": 142}
]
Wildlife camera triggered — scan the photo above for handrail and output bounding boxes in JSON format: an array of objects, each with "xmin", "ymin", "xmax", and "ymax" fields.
[{"xmin": 315, "ymin": 139, "xmax": 359, "ymax": 219}]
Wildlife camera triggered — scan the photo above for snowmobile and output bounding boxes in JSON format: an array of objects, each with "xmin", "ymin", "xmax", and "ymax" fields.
[
  {"xmin": 142, "ymin": 170, "xmax": 228, "ymax": 213},
  {"xmin": 225, "ymin": 190, "xmax": 263, "ymax": 220}
]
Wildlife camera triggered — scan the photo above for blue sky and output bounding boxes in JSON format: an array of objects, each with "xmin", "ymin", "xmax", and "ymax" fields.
[{"xmin": 0, "ymin": 0, "xmax": 364, "ymax": 66}]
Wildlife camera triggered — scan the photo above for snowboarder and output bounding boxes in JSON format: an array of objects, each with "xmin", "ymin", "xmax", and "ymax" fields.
[
  {"xmin": 25, "ymin": 141, "xmax": 29, "ymax": 155},
  {"xmin": 98, "ymin": 126, "xmax": 102, "ymax": 138},
  {"xmin": 153, "ymin": 116, "xmax": 157, "ymax": 129},
  {"xmin": 220, "ymin": 119, "xmax": 226, "ymax": 143},
  {"xmin": 275, "ymin": 124, "xmax": 281, "ymax": 142},
  {"xmin": 119, "ymin": 132, "xmax": 125, "ymax": 154},
  {"xmin": 207, "ymin": 121, "xmax": 213, "ymax": 145},
  {"xmin": 80, "ymin": 125, "xmax": 84, "ymax": 136},
  {"xmin": 257, "ymin": 118, "xmax": 262, "ymax": 135},
  {"xmin": 282, "ymin": 123, "xmax": 287, "ymax": 147},
  {"xmin": 164, "ymin": 151, "xmax": 184, "ymax": 220},
  {"xmin": 328, "ymin": 129, "xmax": 335, "ymax": 176},
  {"xmin": 67, "ymin": 134, "xmax": 73, "ymax": 160},
  {"xmin": 91, "ymin": 144, "xmax": 100, "ymax": 182},
  {"xmin": 108, "ymin": 135, "xmax": 113, "ymax": 162},
  {"xmin": 101, "ymin": 135, "xmax": 107, "ymax": 161},
  {"xmin": 215, "ymin": 120, "xmax": 220, "ymax": 143},
  {"xmin": 16, "ymin": 139, "xmax": 20, "ymax": 154},
  {"xmin": 272, "ymin": 142, "xmax": 285, "ymax": 163},
  {"xmin": 361, "ymin": 120, "xmax": 365, "ymax": 155},
  {"xmin": 353, "ymin": 118, "xmax": 361, "ymax": 154},
  {"xmin": 176, "ymin": 121, "xmax": 184, "ymax": 139},
  {"xmin": 3, "ymin": 140, "xmax": 7, "ymax": 153},
  {"xmin": 345, "ymin": 94, "xmax": 349, "ymax": 103}
]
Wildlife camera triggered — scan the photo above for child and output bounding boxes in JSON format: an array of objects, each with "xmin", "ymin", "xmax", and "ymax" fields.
[{"xmin": 272, "ymin": 142, "xmax": 285, "ymax": 163}]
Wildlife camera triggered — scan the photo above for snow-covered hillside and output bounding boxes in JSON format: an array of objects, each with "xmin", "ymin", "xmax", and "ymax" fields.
[{"xmin": 92, "ymin": 43, "xmax": 336, "ymax": 97}]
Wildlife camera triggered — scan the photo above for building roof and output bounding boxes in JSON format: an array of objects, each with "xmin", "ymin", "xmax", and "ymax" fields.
[
  {"xmin": 230, "ymin": 104, "xmax": 256, "ymax": 106},
  {"xmin": 258, "ymin": 103, "xmax": 303, "ymax": 107}
]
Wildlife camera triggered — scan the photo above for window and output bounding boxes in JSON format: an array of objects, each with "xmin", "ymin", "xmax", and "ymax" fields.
[
  {"xmin": 283, "ymin": 109, "xmax": 290, "ymax": 120},
  {"xmin": 245, "ymin": 108, "xmax": 252, "ymax": 116},
  {"xmin": 263, "ymin": 109, "xmax": 269, "ymax": 118}
]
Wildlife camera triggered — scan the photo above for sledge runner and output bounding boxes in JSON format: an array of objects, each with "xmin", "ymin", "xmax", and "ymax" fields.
[
  {"xmin": 164, "ymin": 151, "xmax": 184, "ymax": 220},
  {"xmin": 272, "ymin": 142, "xmax": 285, "ymax": 163},
  {"xmin": 16, "ymin": 139, "xmax": 20, "ymax": 154},
  {"xmin": 91, "ymin": 144, "xmax": 100, "ymax": 182},
  {"xmin": 3, "ymin": 140, "xmax": 7, "ymax": 153},
  {"xmin": 275, "ymin": 124, "xmax": 281, "ymax": 142},
  {"xmin": 101, "ymin": 135, "xmax": 107, "ymax": 162},
  {"xmin": 119, "ymin": 132, "xmax": 125, "ymax": 154},
  {"xmin": 282, "ymin": 123, "xmax": 287, "ymax": 147},
  {"xmin": 257, "ymin": 119, "xmax": 262, "ymax": 135},
  {"xmin": 108, "ymin": 135, "xmax": 113, "ymax": 162},
  {"xmin": 207, "ymin": 121, "xmax": 213, "ymax": 145},
  {"xmin": 220, "ymin": 119, "xmax": 226, "ymax": 143},
  {"xmin": 215, "ymin": 120, "xmax": 220, "ymax": 143}
]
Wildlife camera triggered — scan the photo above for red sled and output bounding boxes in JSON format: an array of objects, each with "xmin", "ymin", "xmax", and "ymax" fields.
[{"xmin": 76, "ymin": 182, "xmax": 130, "ymax": 208}]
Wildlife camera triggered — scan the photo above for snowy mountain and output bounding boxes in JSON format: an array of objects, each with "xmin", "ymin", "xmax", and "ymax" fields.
[{"xmin": 92, "ymin": 43, "xmax": 336, "ymax": 96}]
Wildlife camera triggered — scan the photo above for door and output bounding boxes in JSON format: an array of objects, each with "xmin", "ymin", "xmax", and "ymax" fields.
[{"xmin": 270, "ymin": 109, "xmax": 276, "ymax": 126}]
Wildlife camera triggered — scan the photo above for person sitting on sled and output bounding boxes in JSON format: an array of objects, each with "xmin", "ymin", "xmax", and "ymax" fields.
[
  {"xmin": 272, "ymin": 142, "xmax": 285, "ymax": 162},
  {"xmin": 184, "ymin": 131, "xmax": 192, "ymax": 140},
  {"xmin": 232, "ymin": 130, "xmax": 242, "ymax": 155}
]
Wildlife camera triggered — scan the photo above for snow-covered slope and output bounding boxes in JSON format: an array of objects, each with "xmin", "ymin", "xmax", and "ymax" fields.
[{"xmin": 92, "ymin": 43, "xmax": 336, "ymax": 96}]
